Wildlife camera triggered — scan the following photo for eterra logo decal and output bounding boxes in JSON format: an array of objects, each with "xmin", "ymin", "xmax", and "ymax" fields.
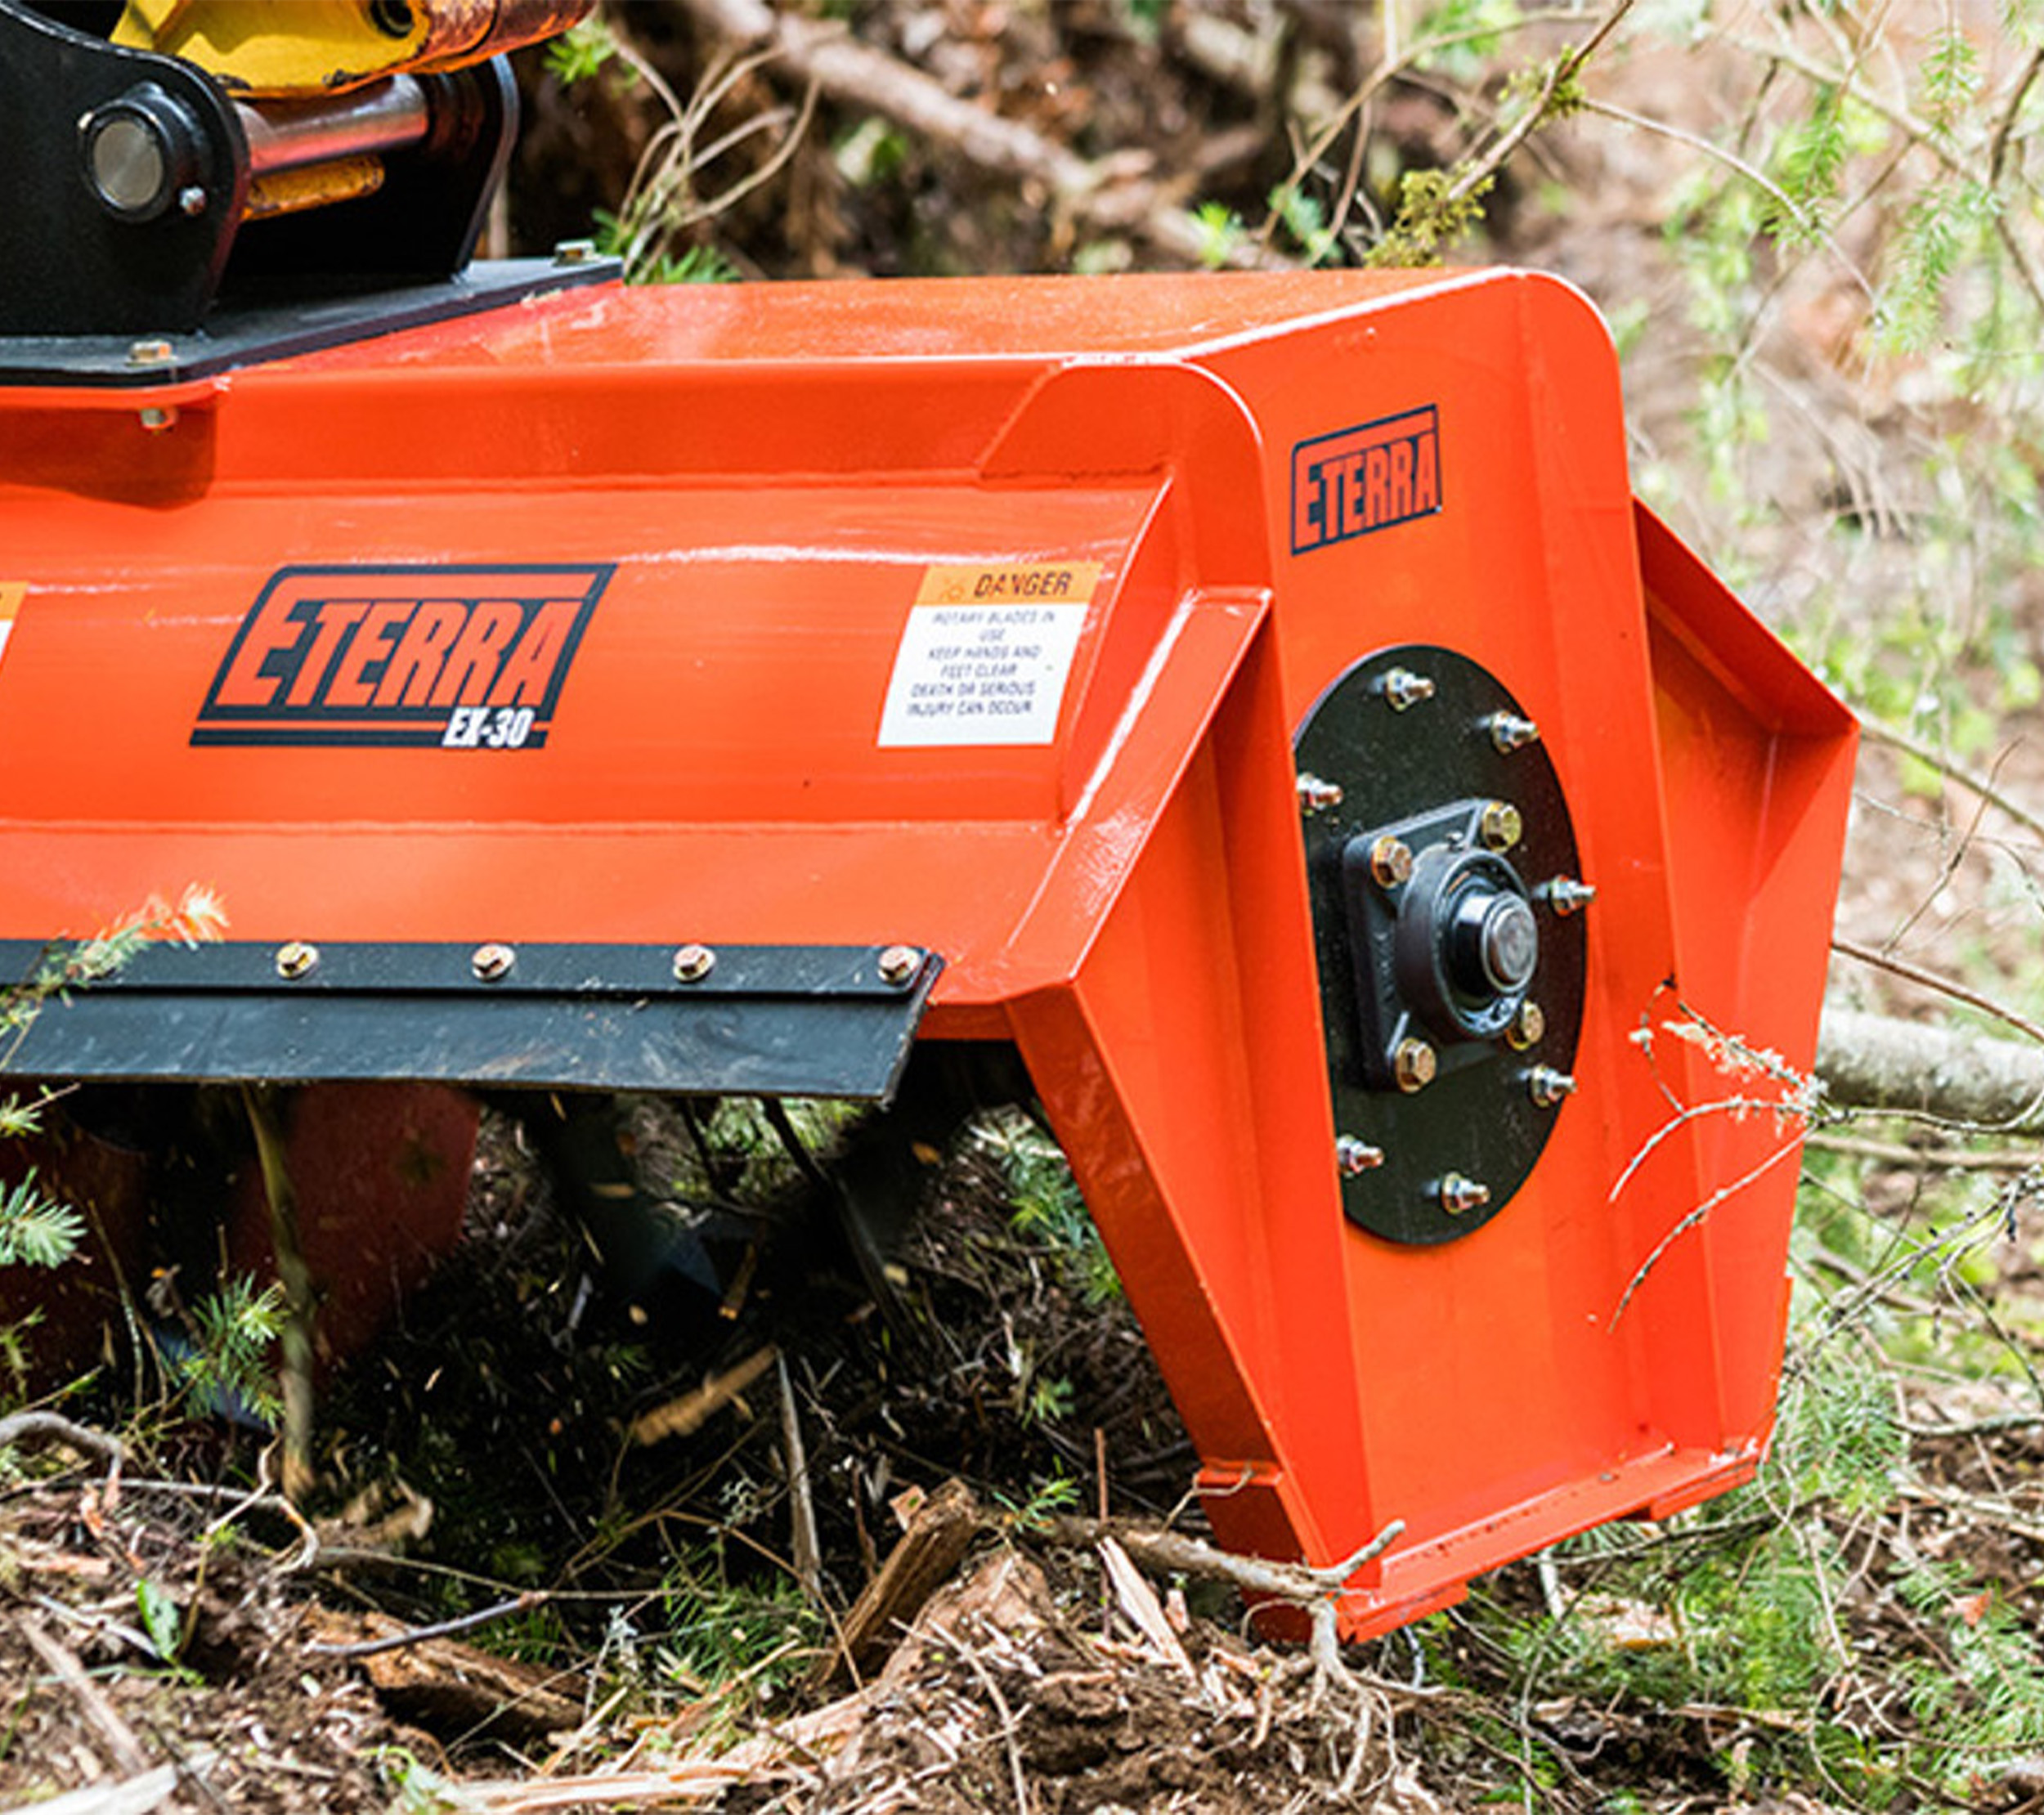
[
  {"xmin": 193, "ymin": 564, "xmax": 612, "ymax": 749},
  {"xmin": 1291, "ymin": 406, "xmax": 1441, "ymax": 555}
]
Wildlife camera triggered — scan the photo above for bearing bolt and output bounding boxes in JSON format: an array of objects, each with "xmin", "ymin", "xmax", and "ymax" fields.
[
  {"xmin": 1336, "ymin": 1135, "xmax": 1385, "ymax": 1176},
  {"xmin": 470, "ymin": 942, "xmax": 515, "ymax": 983},
  {"xmin": 1506, "ymin": 999, "xmax": 1546, "ymax": 1051},
  {"xmin": 1393, "ymin": 1037, "xmax": 1437, "ymax": 1093},
  {"xmin": 1297, "ymin": 772, "xmax": 1344, "ymax": 814},
  {"xmin": 1527, "ymin": 1066, "xmax": 1577, "ymax": 1109},
  {"xmin": 878, "ymin": 944, "xmax": 923, "ymax": 987},
  {"xmin": 1540, "ymin": 876, "xmax": 1597, "ymax": 916},
  {"xmin": 1382, "ymin": 667, "xmax": 1436, "ymax": 711},
  {"xmin": 273, "ymin": 940, "xmax": 318, "ymax": 981},
  {"xmin": 1438, "ymin": 1172, "xmax": 1491, "ymax": 1216},
  {"xmin": 672, "ymin": 943, "xmax": 716, "ymax": 983},
  {"xmin": 1369, "ymin": 835, "xmax": 1414, "ymax": 890},
  {"xmin": 1487, "ymin": 712, "xmax": 1540, "ymax": 753},
  {"xmin": 1478, "ymin": 800, "xmax": 1522, "ymax": 852}
]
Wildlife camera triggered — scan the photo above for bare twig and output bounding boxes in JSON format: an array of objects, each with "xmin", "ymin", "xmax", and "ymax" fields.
[
  {"xmin": 19, "ymin": 1619, "xmax": 151, "ymax": 1774},
  {"xmin": 0, "ymin": 1411, "xmax": 123, "ymax": 1466},
  {"xmin": 1856, "ymin": 717, "xmax": 2044, "ymax": 849},
  {"xmin": 777, "ymin": 1351, "xmax": 822, "ymax": 1600},
  {"xmin": 629, "ymin": 1345, "xmax": 778, "ymax": 1447},
  {"xmin": 241, "ymin": 1082, "xmax": 316, "ymax": 1504},
  {"xmin": 1831, "ymin": 938, "xmax": 2044, "ymax": 1049},
  {"xmin": 303, "ymin": 1591, "xmax": 548, "ymax": 1660}
]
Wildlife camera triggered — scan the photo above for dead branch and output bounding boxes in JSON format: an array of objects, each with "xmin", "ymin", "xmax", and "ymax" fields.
[
  {"xmin": 812, "ymin": 1477, "xmax": 981, "ymax": 1689},
  {"xmin": 0, "ymin": 1410, "xmax": 123, "ymax": 1466},
  {"xmin": 0, "ymin": 1763, "xmax": 188, "ymax": 1815},
  {"xmin": 630, "ymin": 1344, "xmax": 778, "ymax": 1446},
  {"xmin": 1818, "ymin": 1004, "xmax": 2044, "ymax": 1132},
  {"xmin": 19, "ymin": 1618, "xmax": 151, "ymax": 1775},
  {"xmin": 671, "ymin": 0, "xmax": 1288, "ymax": 267},
  {"xmin": 242, "ymin": 1082, "xmax": 317, "ymax": 1504},
  {"xmin": 303, "ymin": 1590, "xmax": 547, "ymax": 1660}
]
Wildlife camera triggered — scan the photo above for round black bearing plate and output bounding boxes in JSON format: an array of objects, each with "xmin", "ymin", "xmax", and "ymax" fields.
[{"xmin": 1295, "ymin": 645, "xmax": 1586, "ymax": 1244}]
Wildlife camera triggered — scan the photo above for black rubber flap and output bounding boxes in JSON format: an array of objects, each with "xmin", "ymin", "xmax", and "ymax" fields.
[{"xmin": 0, "ymin": 941, "xmax": 941, "ymax": 1101}]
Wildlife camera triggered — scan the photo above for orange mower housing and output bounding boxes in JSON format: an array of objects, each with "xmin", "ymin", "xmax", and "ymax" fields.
[{"xmin": 0, "ymin": 267, "xmax": 1854, "ymax": 1636}]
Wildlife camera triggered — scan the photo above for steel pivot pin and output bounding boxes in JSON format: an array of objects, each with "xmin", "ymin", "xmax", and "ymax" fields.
[
  {"xmin": 273, "ymin": 940, "xmax": 319, "ymax": 980},
  {"xmin": 1526, "ymin": 1066, "xmax": 1577, "ymax": 1109},
  {"xmin": 1297, "ymin": 773, "xmax": 1344, "ymax": 814},
  {"xmin": 877, "ymin": 944, "xmax": 923, "ymax": 986},
  {"xmin": 1336, "ymin": 1135, "xmax": 1384, "ymax": 1176},
  {"xmin": 1438, "ymin": 1173, "xmax": 1490, "ymax": 1215},
  {"xmin": 471, "ymin": 942, "xmax": 516, "ymax": 982},
  {"xmin": 673, "ymin": 943, "xmax": 716, "ymax": 983},
  {"xmin": 1393, "ymin": 1037, "xmax": 1437, "ymax": 1093},
  {"xmin": 1381, "ymin": 667, "xmax": 1436, "ymax": 711}
]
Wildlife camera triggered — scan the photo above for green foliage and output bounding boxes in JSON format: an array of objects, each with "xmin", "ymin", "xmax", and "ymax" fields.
[
  {"xmin": 984, "ymin": 1113, "xmax": 1119, "ymax": 1307},
  {"xmin": 1366, "ymin": 169, "xmax": 1495, "ymax": 269},
  {"xmin": 544, "ymin": 16, "xmax": 622, "ymax": 87},
  {"xmin": 0, "ymin": 1174, "xmax": 83, "ymax": 1270},
  {"xmin": 1192, "ymin": 200, "xmax": 1245, "ymax": 271},
  {"xmin": 180, "ymin": 1276, "xmax": 285, "ymax": 1427}
]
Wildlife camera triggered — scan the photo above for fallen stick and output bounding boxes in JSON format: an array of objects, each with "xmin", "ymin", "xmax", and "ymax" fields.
[
  {"xmin": 810, "ymin": 1477, "xmax": 980, "ymax": 1689},
  {"xmin": 20, "ymin": 1618, "xmax": 151, "ymax": 1775},
  {"xmin": 630, "ymin": 1345, "xmax": 778, "ymax": 1447},
  {"xmin": 303, "ymin": 1590, "xmax": 547, "ymax": 1660},
  {"xmin": 0, "ymin": 1761, "xmax": 187, "ymax": 1815},
  {"xmin": 0, "ymin": 1411, "xmax": 123, "ymax": 1465}
]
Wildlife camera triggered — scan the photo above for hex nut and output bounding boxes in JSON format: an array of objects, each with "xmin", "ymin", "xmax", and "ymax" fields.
[
  {"xmin": 1487, "ymin": 711, "xmax": 1541, "ymax": 753},
  {"xmin": 1297, "ymin": 772, "xmax": 1344, "ymax": 814},
  {"xmin": 878, "ymin": 944, "xmax": 923, "ymax": 986},
  {"xmin": 1393, "ymin": 1037, "xmax": 1437, "ymax": 1093},
  {"xmin": 471, "ymin": 942, "xmax": 516, "ymax": 983},
  {"xmin": 1527, "ymin": 1066, "xmax": 1578, "ymax": 1109},
  {"xmin": 1505, "ymin": 999, "xmax": 1546, "ymax": 1052},
  {"xmin": 1540, "ymin": 876, "xmax": 1598, "ymax": 916},
  {"xmin": 672, "ymin": 943, "xmax": 716, "ymax": 983},
  {"xmin": 1369, "ymin": 835, "xmax": 1414, "ymax": 890},
  {"xmin": 1478, "ymin": 800, "xmax": 1523, "ymax": 852},
  {"xmin": 1336, "ymin": 1135, "xmax": 1385, "ymax": 1176},
  {"xmin": 273, "ymin": 940, "xmax": 319, "ymax": 981},
  {"xmin": 1381, "ymin": 667, "xmax": 1437, "ymax": 711},
  {"xmin": 1438, "ymin": 1172, "xmax": 1491, "ymax": 1215}
]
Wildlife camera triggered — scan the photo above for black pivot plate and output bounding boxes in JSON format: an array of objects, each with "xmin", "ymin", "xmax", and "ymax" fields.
[{"xmin": 1295, "ymin": 645, "xmax": 1586, "ymax": 1244}]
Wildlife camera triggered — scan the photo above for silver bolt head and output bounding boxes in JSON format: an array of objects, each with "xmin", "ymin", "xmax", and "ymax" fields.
[
  {"xmin": 1438, "ymin": 1172, "xmax": 1491, "ymax": 1215},
  {"xmin": 138, "ymin": 406, "xmax": 177, "ymax": 433},
  {"xmin": 1487, "ymin": 712, "xmax": 1540, "ymax": 753},
  {"xmin": 1527, "ymin": 1066, "xmax": 1578, "ymax": 1109},
  {"xmin": 1393, "ymin": 1037, "xmax": 1437, "ymax": 1093},
  {"xmin": 1296, "ymin": 772, "xmax": 1344, "ymax": 814},
  {"xmin": 1478, "ymin": 800, "xmax": 1523, "ymax": 852},
  {"xmin": 877, "ymin": 943, "xmax": 923, "ymax": 987},
  {"xmin": 1540, "ymin": 876, "xmax": 1597, "ymax": 916},
  {"xmin": 471, "ymin": 941, "xmax": 516, "ymax": 982},
  {"xmin": 126, "ymin": 338, "xmax": 174, "ymax": 367},
  {"xmin": 1369, "ymin": 835, "xmax": 1414, "ymax": 890},
  {"xmin": 177, "ymin": 184, "xmax": 208, "ymax": 216},
  {"xmin": 274, "ymin": 940, "xmax": 319, "ymax": 980},
  {"xmin": 1382, "ymin": 667, "xmax": 1437, "ymax": 711},
  {"xmin": 1336, "ymin": 1135, "xmax": 1385, "ymax": 1176},
  {"xmin": 672, "ymin": 943, "xmax": 716, "ymax": 984},
  {"xmin": 554, "ymin": 238, "xmax": 598, "ymax": 266}
]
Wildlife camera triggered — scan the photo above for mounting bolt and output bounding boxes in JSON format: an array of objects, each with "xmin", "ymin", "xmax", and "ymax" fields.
[
  {"xmin": 1381, "ymin": 667, "xmax": 1436, "ymax": 711},
  {"xmin": 126, "ymin": 338, "xmax": 174, "ymax": 368},
  {"xmin": 1477, "ymin": 800, "xmax": 1522, "ymax": 852},
  {"xmin": 877, "ymin": 944, "xmax": 923, "ymax": 987},
  {"xmin": 554, "ymin": 238, "xmax": 598, "ymax": 267},
  {"xmin": 672, "ymin": 943, "xmax": 717, "ymax": 983},
  {"xmin": 1369, "ymin": 835, "xmax": 1414, "ymax": 890},
  {"xmin": 1540, "ymin": 876, "xmax": 1598, "ymax": 916},
  {"xmin": 1438, "ymin": 1172, "xmax": 1491, "ymax": 1216},
  {"xmin": 1297, "ymin": 773, "xmax": 1344, "ymax": 814},
  {"xmin": 1487, "ymin": 712, "xmax": 1540, "ymax": 753},
  {"xmin": 1526, "ymin": 1066, "xmax": 1577, "ymax": 1109},
  {"xmin": 1505, "ymin": 999, "xmax": 1546, "ymax": 1052},
  {"xmin": 1336, "ymin": 1135, "xmax": 1385, "ymax": 1176},
  {"xmin": 273, "ymin": 940, "xmax": 319, "ymax": 981},
  {"xmin": 1393, "ymin": 1037, "xmax": 1437, "ymax": 1093},
  {"xmin": 138, "ymin": 406, "xmax": 177, "ymax": 433},
  {"xmin": 470, "ymin": 942, "xmax": 516, "ymax": 983},
  {"xmin": 177, "ymin": 184, "xmax": 207, "ymax": 216}
]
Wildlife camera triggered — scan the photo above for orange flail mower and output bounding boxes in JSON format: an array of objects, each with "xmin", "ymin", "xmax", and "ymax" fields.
[{"xmin": 0, "ymin": 1, "xmax": 1854, "ymax": 1638}]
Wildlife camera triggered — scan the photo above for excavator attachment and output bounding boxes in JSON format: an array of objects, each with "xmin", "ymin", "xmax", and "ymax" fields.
[{"xmin": 0, "ymin": 258, "xmax": 1853, "ymax": 1634}]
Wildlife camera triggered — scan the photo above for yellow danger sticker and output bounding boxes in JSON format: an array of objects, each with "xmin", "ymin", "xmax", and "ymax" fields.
[
  {"xmin": 0, "ymin": 584, "xmax": 22, "ymax": 666},
  {"xmin": 915, "ymin": 562, "xmax": 1102, "ymax": 608}
]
